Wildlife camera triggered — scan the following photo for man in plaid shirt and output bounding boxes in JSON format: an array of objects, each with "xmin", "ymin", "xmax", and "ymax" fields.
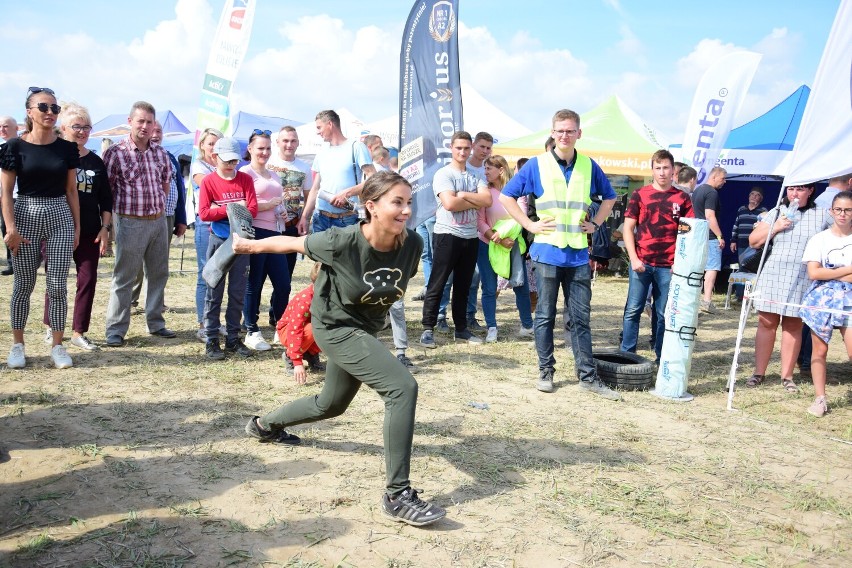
[{"xmin": 102, "ymin": 101, "xmax": 176, "ymax": 346}]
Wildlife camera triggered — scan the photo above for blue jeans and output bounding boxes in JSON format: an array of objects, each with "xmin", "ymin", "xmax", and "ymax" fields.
[
  {"xmin": 194, "ymin": 217, "xmax": 210, "ymax": 324},
  {"xmin": 311, "ymin": 211, "xmax": 359, "ymax": 233},
  {"xmin": 204, "ymin": 233, "xmax": 249, "ymax": 342},
  {"xmin": 244, "ymin": 226, "xmax": 292, "ymax": 333},
  {"xmin": 416, "ymin": 217, "xmax": 435, "ymax": 285},
  {"xmin": 268, "ymin": 224, "xmax": 299, "ymax": 326},
  {"xmin": 477, "ymin": 240, "xmax": 533, "ymax": 328},
  {"xmin": 533, "ymin": 261, "xmax": 596, "ymax": 382},
  {"xmin": 620, "ymin": 264, "xmax": 671, "ymax": 360}
]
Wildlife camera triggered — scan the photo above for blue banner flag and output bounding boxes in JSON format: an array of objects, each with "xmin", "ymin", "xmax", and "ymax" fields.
[{"xmin": 398, "ymin": 0, "xmax": 464, "ymax": 228}]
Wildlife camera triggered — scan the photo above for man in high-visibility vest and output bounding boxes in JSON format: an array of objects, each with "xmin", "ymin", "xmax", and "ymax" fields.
[{"xmin": 499, "ymin": 109, "xmax": 619, "ymax": 399}]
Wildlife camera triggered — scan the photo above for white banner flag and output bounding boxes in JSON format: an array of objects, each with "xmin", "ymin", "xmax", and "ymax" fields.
[
  {"xmin": 680, "ymin": 51, "xmax": 762, "ymax": 185},
  {"xmin": 782, "ymin": 0, "xmax": 852, "ymax": 185},
  {"xmin": 192, "ymin": 0, "xmax": 256, "ymax": 149}
]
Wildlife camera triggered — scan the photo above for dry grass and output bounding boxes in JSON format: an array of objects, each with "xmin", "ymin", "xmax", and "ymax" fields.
[{"xmin": 0, "ymin": 229, "xmax": 850, "ymax": 567}]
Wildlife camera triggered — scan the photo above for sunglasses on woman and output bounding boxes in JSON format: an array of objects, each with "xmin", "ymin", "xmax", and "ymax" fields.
[
  {"xmin": 27, "ymin": 86, "xmax": 56, "ymax": 96},
  {"xmin": 30, "ymin": 102, "xmax": 62, "ymax": 114},
  {"xmin": 252, "ymin": 129, "xmax": 272, "ymax": 136}
]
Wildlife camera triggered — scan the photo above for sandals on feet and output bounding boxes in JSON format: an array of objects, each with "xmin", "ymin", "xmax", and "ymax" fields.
[
  {"xmin": 782, "ymin": 378, "xmax": 799, "ymax": 394},
  {"xmin": 746, "ymin": 374, "xmax": 765, "ymax": 388}
]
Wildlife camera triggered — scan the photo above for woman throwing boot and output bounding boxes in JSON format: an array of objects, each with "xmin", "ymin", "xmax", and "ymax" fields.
[{"xmin": 236, "ymin": 171, "xmax": 446, "ymax": 527}]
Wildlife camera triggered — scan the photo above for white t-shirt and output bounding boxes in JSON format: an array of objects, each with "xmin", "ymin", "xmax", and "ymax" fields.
[
  {"xmin": 432, "ymin": 165, "xmax": 486, "ymax": 239},
  {"xmin": 802, "ymin": 228, "xmax": 852, "ymax": 269},
  {"xmin": 466, "ymin": 160, "xmax": 485, "ymax": 185},
  {"xmin": 190, "ymin": 159, "xmax": 216, "ymax": 221},
  {"xmin": 269, "ymin": 155, "xmax": 311, "ymax": 224},
  {"xmin": 311, "ymin": 140, "xmax": 371, "ymax": 213}
]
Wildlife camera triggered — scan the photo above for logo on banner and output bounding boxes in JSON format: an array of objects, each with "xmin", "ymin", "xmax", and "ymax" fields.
[
  {"xmin": 229, "ymin": 0, "xmax": 248, "ymax": 29},
  {"xmin": 429, "ymin": 1, "xmax": 456, "ymax": 42},
  {"xmin": 430, "ymin": 88, "xmax": 453, "ymax": 101}
]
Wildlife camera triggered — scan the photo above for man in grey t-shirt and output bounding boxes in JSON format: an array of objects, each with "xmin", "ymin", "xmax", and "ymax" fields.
[{"xmin": 420, "ymin": 131, "xmax": 491, "ymax": 347}]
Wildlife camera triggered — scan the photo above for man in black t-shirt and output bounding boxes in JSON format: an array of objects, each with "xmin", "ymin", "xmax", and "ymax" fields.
[{"xmin": 690, "ymin": 166, "xmax": 727, "ymax": 313}]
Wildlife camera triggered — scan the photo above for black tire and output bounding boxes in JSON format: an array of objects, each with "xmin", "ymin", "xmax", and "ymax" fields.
[{"xmin": 592, "ymin": 350, "xmax": 655, "ymax": 390}]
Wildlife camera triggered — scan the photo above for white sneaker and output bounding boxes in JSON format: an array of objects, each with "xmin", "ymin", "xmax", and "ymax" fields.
[
  {"xmin": 519, "ymin": 325, "xmax": 534, "ymax": 337},
  {"xmin": 196, "ymin": 327, "xmax": 207, "ymax": 343},
  {"xmin": 485, "ymin": 327, "xmax": 498, "ymax": 343},
  {"xmin": 7, "ymin": 343, "xmax": 26, "ymax": 369},
  {"xmin": 270, "ymin": 330, "xmax": 280, "ymax": 345},
  {"xmin": 245, "ymin": 331, "xmax": 271, "ymax": 351},
  {"xmin": 51, "ymin": 344, "xmax": 73, "ymax": 369},
  {"xmin": 43, "ymin": 327, "xmax": 52, "ymax": 344},
  {"xmin": 70, "ymin": 335, "xmax": 99, "ymax": 351}
]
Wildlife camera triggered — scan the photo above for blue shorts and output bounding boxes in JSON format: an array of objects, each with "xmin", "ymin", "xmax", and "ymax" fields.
[{"xmin": 705, "ymin": 240, "xmax": 722, "ymax": 271}]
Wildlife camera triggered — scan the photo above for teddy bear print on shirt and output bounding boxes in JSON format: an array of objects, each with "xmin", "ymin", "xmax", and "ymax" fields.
[{"xmin": 361, "ymin": 268, "xmax": 404, "ymax": 305}]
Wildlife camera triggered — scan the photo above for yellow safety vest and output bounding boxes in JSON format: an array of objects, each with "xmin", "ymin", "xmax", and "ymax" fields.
[{"xmin": 535, "ymin": 151, "xmax": 592, "ymax": 249}]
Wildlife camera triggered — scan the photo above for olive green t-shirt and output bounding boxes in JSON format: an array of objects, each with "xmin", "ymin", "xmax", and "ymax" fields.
[{"xmin": 303, "ymin": 223, "xmax": 423, "ymax": 334}]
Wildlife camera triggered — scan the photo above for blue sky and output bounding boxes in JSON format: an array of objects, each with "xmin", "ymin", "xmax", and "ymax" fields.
[{"xmin": 0, "ymin": 0, "xmax": 841, "ymax": 140}]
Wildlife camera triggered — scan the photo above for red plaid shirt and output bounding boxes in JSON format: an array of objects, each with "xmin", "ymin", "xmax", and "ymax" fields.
[{"xmin": 104, "ymin": 137, "xmax": 173, "ymax": 217}]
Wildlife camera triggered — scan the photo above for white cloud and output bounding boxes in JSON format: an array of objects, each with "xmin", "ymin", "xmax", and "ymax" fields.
[
  {"xmin": 613, "ymin": 24, "xmax": 646, "ymax": 67},
  {"xmin": 0, "ymin": 0, "xmax": 214, "ymax": 125},
  {"xmin": 458, "ymin": 22, "xmax": 595, "ymax": 130},
  {"xmin": 0, "ymin": 1, "xmax": 816, "ymax": 152}
]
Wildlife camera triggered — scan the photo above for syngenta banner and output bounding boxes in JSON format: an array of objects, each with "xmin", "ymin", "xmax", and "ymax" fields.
[
  {"xmin": 680, "ymin": 51, "xmax": 761, "ymax": 185},
  {"xmin": 399, "ymin": 0, "xmax": 463, "ymax": 228},
  {"xmin": 192, "ymin": 0, "xmax": 256, "ymax": 160}
]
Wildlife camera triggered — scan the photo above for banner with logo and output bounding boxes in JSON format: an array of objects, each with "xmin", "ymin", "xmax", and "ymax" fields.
[
  {"xmin": 192, "ymin": 0, "xmax": 256, "ymax": 160},
  {"xmin": 398, "ymin": 0, "xmax": 463, "ymax": 228},
  {"xmin": 782, "ymin": 0, "xmax": 852, "ymax": 184},
  {"xmin": 679, "ymin": 51, "xmax": 761, "ymax": 186}
]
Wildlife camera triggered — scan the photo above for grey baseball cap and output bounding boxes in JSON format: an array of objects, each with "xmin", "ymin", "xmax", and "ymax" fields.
[{"xmin": 213, "ymin": 137, "xmax": 241, "ymax": 162}]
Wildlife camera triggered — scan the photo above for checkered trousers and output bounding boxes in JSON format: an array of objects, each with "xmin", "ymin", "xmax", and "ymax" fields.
[{"xmin": 10, "ymin": 196, "xmax": 75, "ymax": 330}]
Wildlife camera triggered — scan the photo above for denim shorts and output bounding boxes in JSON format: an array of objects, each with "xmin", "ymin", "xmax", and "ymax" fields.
[{"xmin": 705, "ymin": 239, "xmax": 722, "ymax": 271}]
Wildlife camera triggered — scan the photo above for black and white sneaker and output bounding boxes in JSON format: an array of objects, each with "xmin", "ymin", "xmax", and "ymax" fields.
[
  {"xmin": 245, "ymin": 416, "xmax": 301, "ymax": 445},
  {"xmin": 381, "ymin": 487, "xmax": 446, "ymax": 526},
  {"xmin": 225, "ymin": 338, "xmax": 254, "ymax": 358}
]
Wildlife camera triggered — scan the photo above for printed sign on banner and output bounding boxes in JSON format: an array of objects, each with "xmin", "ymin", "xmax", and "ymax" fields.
[{"xmin": 680, "ymin": 51, "xmax": 761, "ymax": 186}]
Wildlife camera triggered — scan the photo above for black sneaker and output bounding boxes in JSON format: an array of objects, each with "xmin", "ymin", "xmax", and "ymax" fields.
[
  {"xmin": 579, "ymin": 379, "xmax": 623, "ymax": 401},
  {"xmin": 466, "ymin": 316, "xmax": 485, "ymax": 332},
  {"xmin": 206, "ymin": 339, "xmax": 225, "ymax": 360},
  {"xmin": 454, "ymin": 329, "xmax": 483, "ymax": 344},
  {"xmin": 396, "ymin": 353, "xmax": 420, "ymax": 374},
  {"xmin": 435, "ymin": 318, "xmax": 451, "ymax": 333},
  {"xmin": 245, "ymin": 416, "xmax": 301, "ymax": 445},
  {"xmin": 381, "ymin": 487, "xmax": 446, "ymax": 526},
  {"xmin": 537, "ymin": 368, "xmax": 554, "ymax": 393},
  {"xmin": 304, "ymin": 352, "xmax": 326, "ymax": 372},
  {"xmin": 225, "ymin": 338, "xmax": 253, "ymax": 358}
]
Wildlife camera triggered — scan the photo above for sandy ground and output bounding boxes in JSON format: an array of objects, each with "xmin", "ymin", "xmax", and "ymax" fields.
[{"xmin": 1, "ymin": 234, "xmax": 850, "ymax": 567}]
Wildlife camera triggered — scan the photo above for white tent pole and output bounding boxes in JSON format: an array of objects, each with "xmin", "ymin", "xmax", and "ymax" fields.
[{"xmin": 725, "ymin": 182, "xmax": 787, "ymax": 410}]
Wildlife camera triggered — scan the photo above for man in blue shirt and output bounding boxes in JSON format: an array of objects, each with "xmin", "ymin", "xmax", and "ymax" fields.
[{"xmin": 500, "ymin": 109, "xmax": 620, "ymax": 400}]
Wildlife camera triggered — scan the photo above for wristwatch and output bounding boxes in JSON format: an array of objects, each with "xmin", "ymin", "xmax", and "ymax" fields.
[{"xmin": 102, "ymin": 223, "xmax": 112, "ymax": 231}]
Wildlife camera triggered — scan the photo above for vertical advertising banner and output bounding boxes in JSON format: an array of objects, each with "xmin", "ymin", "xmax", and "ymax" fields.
[
  {"xmin": 192, "ymin": 0, "xmax": 257, "ymax": 160},
  {"xmin": 782, "ymin": 0, "xmax": 852, "ymax": 185},
  {"xmin": 680, "ymin": 51, "xmax": 761, "ymax": 186},
  {"xmin": 399, "ymin": 0, "xmax": 463, "ymax": 228}
]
